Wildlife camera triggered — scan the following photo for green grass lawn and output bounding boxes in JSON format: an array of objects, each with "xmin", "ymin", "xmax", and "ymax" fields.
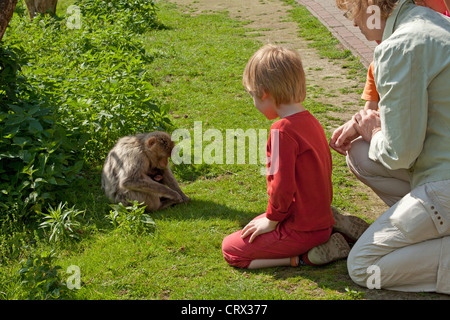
[{"xmin": 1, "ymin": 0, "xmax": 380, "ymax": 301}]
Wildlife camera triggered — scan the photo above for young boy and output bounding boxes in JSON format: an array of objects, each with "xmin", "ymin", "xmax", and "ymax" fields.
[{"xmin": 222, "ymin": 45, "xmax": 369, "ymax": 269}]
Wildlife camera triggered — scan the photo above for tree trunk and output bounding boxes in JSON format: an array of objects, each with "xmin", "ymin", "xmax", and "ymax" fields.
[
  {"xmin": 0, "ymin": 0, "xmax": 18, "ymax": 42},
  {"xmin": 24, "ymin": 0, "xmax": 58, "ymax": 20}
]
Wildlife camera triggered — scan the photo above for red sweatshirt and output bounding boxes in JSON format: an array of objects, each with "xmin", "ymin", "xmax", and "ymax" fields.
[{"xmin": 265, "ymin": 111, "xmax": 335, "ymax": 232}]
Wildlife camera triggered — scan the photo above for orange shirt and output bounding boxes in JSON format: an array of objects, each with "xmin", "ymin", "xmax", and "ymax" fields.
[{"xmin": 361, "ymin": 61, "xmax": 380, "ymax": 102}]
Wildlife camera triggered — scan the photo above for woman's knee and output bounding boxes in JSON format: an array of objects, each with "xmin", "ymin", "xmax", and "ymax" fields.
[
  {"xmin": 346, "ymin": 138, "xmax": 378, "ymax": 179},
  {"xmin": 347, "ymin": 246, "xmax": 372, "ymax": 288}
]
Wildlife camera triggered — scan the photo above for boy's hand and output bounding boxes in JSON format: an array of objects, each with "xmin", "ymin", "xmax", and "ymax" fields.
[{"xmin": 241, "ymin": 216, "xmax": 279, "ymax": 243}]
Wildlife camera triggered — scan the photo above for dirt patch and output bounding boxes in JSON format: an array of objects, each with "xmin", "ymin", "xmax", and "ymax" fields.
[{"xmin": 168, "ymin": 0, "xmax": 361, "ymax": 114}]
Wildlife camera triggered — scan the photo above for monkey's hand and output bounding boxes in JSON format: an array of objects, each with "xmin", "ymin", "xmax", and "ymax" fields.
[
  {"xmin": 181, "ymin": 194, "xmax": 191, "ymax": 203},
  {"xmin": 168, "ymin": 189, "xmax": 184, "ymax": 203}
]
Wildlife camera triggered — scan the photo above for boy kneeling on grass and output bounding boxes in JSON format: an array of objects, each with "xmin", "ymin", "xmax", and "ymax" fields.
[{"xmin": 222, "ymin": 44, "xmax": 369, "ymax": 269}]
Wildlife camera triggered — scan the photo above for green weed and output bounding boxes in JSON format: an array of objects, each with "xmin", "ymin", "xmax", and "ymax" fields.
[
  {"xmin": 39, "ymin": 202, "xmax": 85, "ymax": 242},
  {"xmin": 106, "ymin": 201, "xmax": 156, "ymax": 235},
  {"xmin": 17, "ymin": 250, "xmax": 74, "ymax": 300}
]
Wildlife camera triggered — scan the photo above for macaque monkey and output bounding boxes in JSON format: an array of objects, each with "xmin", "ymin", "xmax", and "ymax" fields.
[{"xmin": 102, "ymin": 131, "xmax": 190, "ymax": 212}]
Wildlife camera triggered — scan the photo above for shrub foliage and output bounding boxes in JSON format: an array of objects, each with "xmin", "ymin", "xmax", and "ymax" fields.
[{"xmin": 0, "ymin": 1, "xmax": 170, "ymax": 224}]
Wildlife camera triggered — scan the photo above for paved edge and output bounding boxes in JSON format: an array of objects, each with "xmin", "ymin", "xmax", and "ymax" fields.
[{"xmin": 296, "ymin": 0, "xmax": 376, "ymax": 68}]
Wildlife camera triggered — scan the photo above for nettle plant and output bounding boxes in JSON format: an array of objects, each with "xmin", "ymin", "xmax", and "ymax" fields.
[
  {"xmin": 77, "ymin": 0, "xmax": 163, "ymax": 34},
  {"xmin": 0, "ymin": 45, "xmax": 84, "ymax": 219}
]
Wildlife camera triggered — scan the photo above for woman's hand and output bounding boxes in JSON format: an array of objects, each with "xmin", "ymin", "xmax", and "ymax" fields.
[
  {"xmin": 241, "ymin": 217, "xmax": 279, "ymax": 243},
  {"xmin": 353, "ymin": 110, "xmax": 381, "ymax": 142},
  {"xmin": 329, "ymin": 119, "xmax": 360, "ymax": 155}
]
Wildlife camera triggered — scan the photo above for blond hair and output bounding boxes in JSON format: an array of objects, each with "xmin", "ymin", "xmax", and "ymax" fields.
[
  {"xmin": 336, "ymin": 0, "xmax": 398, "ymax": 20},
  {"xmin": 243, "ymin": 44, "xmax": 306, "ymax": 107}
]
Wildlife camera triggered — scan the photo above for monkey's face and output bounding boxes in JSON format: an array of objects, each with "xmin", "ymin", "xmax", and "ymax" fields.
[
  {"xmin": 146, "ymin": 134, "xmax": 174, "ymax": 170},
  {"xmin": 157, "ymin": 156, "xmax": 169, "ymax": 169}
]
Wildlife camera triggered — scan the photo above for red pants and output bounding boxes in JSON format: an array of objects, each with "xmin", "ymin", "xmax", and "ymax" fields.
[{"xmin": 222, "ymin": 214, "xmax": 332, "ymax": 268}]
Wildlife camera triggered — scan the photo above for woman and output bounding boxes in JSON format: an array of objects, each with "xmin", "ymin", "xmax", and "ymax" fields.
[{"xmin": 333, "ymin": 0, "xmax": 450, "ymax": 293}]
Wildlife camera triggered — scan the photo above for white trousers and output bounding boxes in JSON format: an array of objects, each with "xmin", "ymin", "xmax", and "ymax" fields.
[{"xmin": 346, "ymin": 138, "xmax": 450, "ymax": 294}]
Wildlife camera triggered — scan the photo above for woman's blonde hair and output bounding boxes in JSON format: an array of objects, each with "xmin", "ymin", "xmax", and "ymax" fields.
[
  {"xmin": 242, "ymin": 44, "xmax": 306, "ymax": 107},
  {"xmin": 336, "ymin": 0, "xmax": 398, "ymax": 20}
]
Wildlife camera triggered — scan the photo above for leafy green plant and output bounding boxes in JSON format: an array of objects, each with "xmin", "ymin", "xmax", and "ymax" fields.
[
  {"xmin": 77, "ymin": 0, "xmax": 163, "ymax": 33},
  {"xmin": 106, "ymin": 201, "xmax": 156, "ymax": 234},
  {"xmin": 0, "ymin": 0, "xmax": 171, "ymax": 226},
  {"xmin": 4, "ymin": 3, "xmax": 172, "ymax": 165},
  {"xmin": 39, "ymin": 202, "xmax": 84, "ymax": 242},
  {"xmin": 17, "ymin": 250, "xmax": 72, "ymax": 300},
  {"xmin": 0, "ymin": 44, "xmax": 84, "ymax": 219}
]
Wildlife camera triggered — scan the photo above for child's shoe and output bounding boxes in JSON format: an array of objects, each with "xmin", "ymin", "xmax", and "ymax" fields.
[
  {"xmin": 306, "ymin": 233, "xmax": 350, "ymax": 265},
  {"xmin": 332, "ymin": 207, "xmax": 369, "ymax": 242}
]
